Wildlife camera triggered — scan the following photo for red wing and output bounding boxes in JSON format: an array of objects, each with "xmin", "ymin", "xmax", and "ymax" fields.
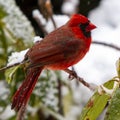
[
  {"xmin": 26, "ymin": 41, "xmax": 65, "ymax": 68},
  {"xmin": 27, "ymin": 43, "xmax": 63, "ymax": 62},
  {"xmin": 26, "ymin": 26, "xmax": 84, "ymax": 69}
]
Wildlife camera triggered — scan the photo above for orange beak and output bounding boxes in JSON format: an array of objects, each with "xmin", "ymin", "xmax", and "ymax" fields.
[{"xmin": 86, "ymin": 23, "xmax": 96, "ymax": 32}]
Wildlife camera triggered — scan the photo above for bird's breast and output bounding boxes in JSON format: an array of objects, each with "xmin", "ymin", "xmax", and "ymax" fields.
[{"xmin": 46, "ymin": 47, "xmax": 88, "ymax": 70}]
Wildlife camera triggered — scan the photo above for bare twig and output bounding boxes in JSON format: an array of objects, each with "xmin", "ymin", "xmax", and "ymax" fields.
[
  {"xmin": 45, "ymin": 0, "xmax": 57, "ymax": 29},
  {"xmin": 0, "ymin": 59, "xmax": 28, "ymax": 72},
  {"xmin": 0, "ymin": 62, "xmax": 21, "ymax": 72},
  {"xmin": 38, "ymin": 0, "xmax": 49, "ymax": 20},
  {"xmin": 36, "ymin": 0, "xmax": 57, "ymax": 35},
  {"xmin": 92, "ymin": 41, "xmax": 120, "ymax": 51},
  {"xmin": 64, "ymin": 69, "xmax": 97, "ymax": 91},
  {"xmin": 71, "ymin": 66, "xmax": 80, "ymax": 87},
  {"xmin": 50, "ymin": 15, "xmax": 57, "ymax": 29}
]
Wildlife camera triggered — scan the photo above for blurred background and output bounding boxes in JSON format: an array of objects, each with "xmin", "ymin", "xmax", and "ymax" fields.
[{"xmin": 0, "ymin": 0, "xmax": 120, "ymax": 120}]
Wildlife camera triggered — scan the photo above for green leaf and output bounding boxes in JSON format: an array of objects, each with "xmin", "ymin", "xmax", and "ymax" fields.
[
  {"xmin": 5, "ymin": 66, "xmax": 19, "ymax": 83},
  {"xmin": 104, "ymin": 88, "xmax": 120, "ymax": 120},
  {"xmin": 79, "ymin": 80, "xmax": 115, "ymax": 120},
  {"xmin": 116, "ymin": 58, "xmax": 120, "ymax": 78}
]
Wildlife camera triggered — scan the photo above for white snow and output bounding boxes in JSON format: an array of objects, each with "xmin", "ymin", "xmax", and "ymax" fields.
[
  {"xmin": 33, "ymin": 36, "xmax": 43, "ymax": 43},
  {"xmin": 7, "ymin": 49, "xmax": 29, "ymax": 66},
  {"xmin": 7, "ymin": 36, "xmax": 43, "ymax": 66}
]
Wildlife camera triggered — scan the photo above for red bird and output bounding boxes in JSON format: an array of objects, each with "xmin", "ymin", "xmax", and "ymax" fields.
[{"xmin": 11, "ymin": 14, "xmax": 96, "ymax": 111}]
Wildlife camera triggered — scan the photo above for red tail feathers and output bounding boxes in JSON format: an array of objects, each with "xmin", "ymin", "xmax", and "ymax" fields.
[{"xmin": 11, "ymin": 67, "xmax": 43, "ymax": 111}]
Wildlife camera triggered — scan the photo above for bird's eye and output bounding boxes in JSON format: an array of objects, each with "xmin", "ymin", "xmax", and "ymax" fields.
[{"xmin": 79, "ymin": 22, "xmax": 89, "ymax": 30}]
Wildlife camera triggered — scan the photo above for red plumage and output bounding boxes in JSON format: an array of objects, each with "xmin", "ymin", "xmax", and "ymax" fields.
[{"xmin": 11, "ymin": 14, "xmax": 96, "ymax": 111}]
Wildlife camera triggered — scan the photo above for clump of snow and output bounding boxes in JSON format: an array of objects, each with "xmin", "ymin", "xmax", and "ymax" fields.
[
  {"xmin": 62, "ymin": 0, "xmax": 79, "ymax": 14},
  {"xmin": 7, "ymin": 49, "xmax": 29, "ymax": 66},
  {"xmin": 33, "ymin": 36, "xmax": 43, "ymax": 43},
  {"xmin": 7, "ymin": 36, "xmax": 43, "ymax": 66},
  {"xmin": 33, "ymin": 70, "xmax": 59, "ymax": 111},
  {"xmin": 42, "ymin": 71, "xmax": 59, "ymax": 111}
]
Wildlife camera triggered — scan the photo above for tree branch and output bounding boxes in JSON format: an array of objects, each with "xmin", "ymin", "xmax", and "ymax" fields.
[
  {"xmin": 92, "ymin": 41, "xmax": 120, "ymax": 51},
  {"xmin": 64, "ymin": 69, "xmax": 97, "ymax": 91},
  {"xmin": 0, "ymin": 62, "xmax": 21, "ymax": 72},
  {"xmin": 0, "ymin": 59, "xmax": 28, "ymax": 72}
]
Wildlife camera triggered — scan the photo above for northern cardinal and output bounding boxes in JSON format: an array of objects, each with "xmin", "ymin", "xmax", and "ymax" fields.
[{"xmin": 11, "ymin": 14, "xmax": 96, "ymax": 111}]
